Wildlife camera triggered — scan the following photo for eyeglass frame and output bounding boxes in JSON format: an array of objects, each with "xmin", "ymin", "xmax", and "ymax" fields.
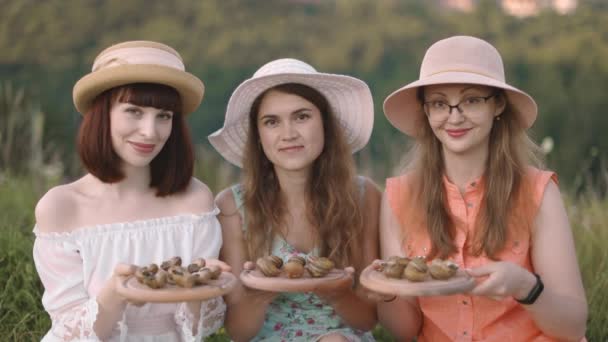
[{"xmin": 422, "ymin": 93, "xmax": 498, "ymax": 119}]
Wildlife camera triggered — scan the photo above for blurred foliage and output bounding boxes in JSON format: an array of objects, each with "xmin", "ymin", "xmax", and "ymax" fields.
[{"xmin": 0, "ymin": 0, "xmax": 607, "ymax": 193}]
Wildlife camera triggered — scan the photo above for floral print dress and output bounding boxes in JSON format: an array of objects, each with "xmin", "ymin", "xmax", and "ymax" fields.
[{"xmin": 231, "ymin": 183, "xmax": 375, "ymax": 342}]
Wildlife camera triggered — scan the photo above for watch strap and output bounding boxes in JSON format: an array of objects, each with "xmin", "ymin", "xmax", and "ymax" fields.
[{"xmin": 516, "ymin": 273, "xmax": 544, "ymax": 305}]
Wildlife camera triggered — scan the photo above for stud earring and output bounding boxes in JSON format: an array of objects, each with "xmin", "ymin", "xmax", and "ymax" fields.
[{"xmin": 495, "ymin": 116, "xmax": 501, "ymax": 121}]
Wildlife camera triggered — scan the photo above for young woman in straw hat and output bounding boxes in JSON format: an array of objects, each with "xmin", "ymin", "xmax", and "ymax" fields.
[
  {"xmin": 33, "ymin": 41, "xmax": 228, "ymax": 341},
  {"xmin": 377, "ymin": 35, "xmax": 587, "ymax": 341},
  {"xmin": 209, "ymin": 58, "xmax": 381, "ymax": 341}
]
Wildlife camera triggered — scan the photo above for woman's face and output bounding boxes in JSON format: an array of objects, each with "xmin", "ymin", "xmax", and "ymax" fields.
[
  {"xmin": 256, "ymin": 90, "xmax": 325, "ymax": 174},
  {"xmin": 423, "ymin": 84, "xmax": 504, "ymax": 157},
  {"xmin": 110, "ymin": 101, "xmax": 173, "ymax": 168}
]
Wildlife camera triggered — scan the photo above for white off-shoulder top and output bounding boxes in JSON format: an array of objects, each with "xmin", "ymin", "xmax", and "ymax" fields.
[{"xmin": 33, "ymin": 208, "xmax": 225, "ymax": 342}]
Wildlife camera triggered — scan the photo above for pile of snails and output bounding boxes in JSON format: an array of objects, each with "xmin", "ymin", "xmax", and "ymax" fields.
[
  {"xmin": 134, "ymin": 257, "xmax": 222, "ymax": 289},
  {"xmin": 375, "ymin": 256, "xmax": 459, "ymax": 282},
  {"xmin": 255, "ymin": 255, "xmax": 335, "ymax": 278}
]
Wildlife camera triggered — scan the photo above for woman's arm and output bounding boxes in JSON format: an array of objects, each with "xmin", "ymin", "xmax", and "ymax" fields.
[
  {"xmin": 314, "ymin": 178, "xmax": 381, "ymax": 331},
  {"xmin": 216, "ymin": 189, "xmax": 276, "ymax": 342},
  {"xmin": 35, "ymin": 188, "xmax": 132, "ymax": 341},
  {"xmin": 376, "ymin": 191, "xmax": 422, "ymax": 341},
  {"xmin": 469, "ymin": 181, "xmax": 588, "ymax": 341},
  {"xmin": 523, "ymin": 181, "xmax": 587, "ymax": 340}
]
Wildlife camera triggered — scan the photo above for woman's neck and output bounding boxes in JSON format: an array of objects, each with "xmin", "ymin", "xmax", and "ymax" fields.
[
  {"xmin": 442, "ymin": 146, "xmax": 488, "ymax": 193},
  {"xmin": 95, "ymin": 164, "xmax": 154, "ymax": 199},
  {"xmin": 274, "ymin": 167, "xmax": 309, "ymax": 208}
]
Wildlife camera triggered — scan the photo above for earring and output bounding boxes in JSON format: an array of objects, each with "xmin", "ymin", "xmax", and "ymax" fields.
[{"xmin": 495, "ymin": 116, "xmax": 501, "ymax": 121}]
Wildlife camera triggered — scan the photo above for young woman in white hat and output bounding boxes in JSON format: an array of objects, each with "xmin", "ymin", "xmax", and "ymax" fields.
[
  {"xmin": 209, "ymin": 58, "xmax": 381, "ymax": 341},
  {"xmin": 378, "ymin": 36, "xmax": 587, "ymax": 341},
  {"xmin": 33, "ymin": 41, "xmax": 227, "ymax": 341}
]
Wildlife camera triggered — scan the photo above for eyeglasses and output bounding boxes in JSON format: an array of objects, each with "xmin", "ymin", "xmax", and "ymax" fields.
[{"xmin": 423, "ymin": 94, "xmax": 497, "ymax": 121}]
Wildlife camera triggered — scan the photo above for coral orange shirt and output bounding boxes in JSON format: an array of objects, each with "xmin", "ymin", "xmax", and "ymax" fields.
[{"xmin": 386, "ymin": 167, "xmax": 559, "ymax": 342}]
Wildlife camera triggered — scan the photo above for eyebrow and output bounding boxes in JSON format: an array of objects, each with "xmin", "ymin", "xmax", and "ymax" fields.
[{"xmin": 259, "ymin": 107, "xmax": 313, "ymax": 120}]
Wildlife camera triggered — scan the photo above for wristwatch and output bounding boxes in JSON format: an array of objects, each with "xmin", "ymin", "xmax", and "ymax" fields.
[{"xmin": 516, "ymin": 273, "xmax": 544, "ymax": 305}]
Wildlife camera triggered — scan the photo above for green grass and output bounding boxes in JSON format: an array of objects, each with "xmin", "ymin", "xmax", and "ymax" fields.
[{"xmin": 1, "ymin": 174, "xmax": 606, "ymax": 341}]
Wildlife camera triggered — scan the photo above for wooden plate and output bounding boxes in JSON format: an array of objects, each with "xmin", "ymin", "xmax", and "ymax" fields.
[
  {"xmin": 116, "ymin": 272, "xmax": 237, "ymax": 303},
  {"xmin": 240, "ymin": 268, "xmax": 350, "ymax": 293},
  {"xmin": 359, "ymin": 264, "xmax": 475, "ymax": 297}
]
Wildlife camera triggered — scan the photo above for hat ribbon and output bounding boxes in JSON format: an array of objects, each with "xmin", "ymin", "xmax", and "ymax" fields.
[
  {"xmin": 424, "ymin": 68, "xmax": 503, "ymax": 82},
  {"xmin": 92, "ymin": 47, "xmax": 185, "ymax": 72}
]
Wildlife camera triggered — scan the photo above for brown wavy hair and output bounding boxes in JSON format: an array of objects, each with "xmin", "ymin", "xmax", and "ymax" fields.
[
  {"xmin": 241, "ymin": 83, "xmax": 363, "ymax": 268},
  {"xmin": 402, "ymin": 87, "xmax": 543, "ymax": 259}
]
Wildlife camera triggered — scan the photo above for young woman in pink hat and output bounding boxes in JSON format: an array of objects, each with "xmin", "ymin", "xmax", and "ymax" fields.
[
  {"xmin": 209, "ymin": 58, "xmax": 381, "ymax": 341},
  {"xmin": 377, "ymin": 36, "xmax": 587, "ymax": 341},
  {"xmin": 33, "ymin": 41, "xmax": 228, "ymax": 341}
]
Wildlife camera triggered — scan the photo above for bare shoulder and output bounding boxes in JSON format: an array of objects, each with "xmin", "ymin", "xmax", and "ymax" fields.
[
  {"xmin": 360, "ymin": 176, "xmax": 381, "ymax": 196},
  {"xmin": 215, "ymin": 186, "xmax": 239, "ymax": 217},
  {"xmin": 177, "ymin": 177, "xmax": 215, "ymax": 213},
  {"xmin": 35, "ymin": 183, "xmax": 79, "ymax": 233},
  {"xmin": 540, "ymin": 179, "xmax": 562, "ymax": 205},
  {"xmin": 535, "ymin": 180, "xmax": 566, "ymax": 223}
]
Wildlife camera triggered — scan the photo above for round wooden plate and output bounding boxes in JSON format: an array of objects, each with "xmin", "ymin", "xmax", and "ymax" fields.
[
  {"xmin": 240, "ymin": 268, "xmax": 350, "ymax": 293},
  {"xmin": 359, "ymin": 264, "xmax": 476, "ymax": 297},
  {"xmin": 116, "ymin": 272, "xmax": 237, "ymax": 303}
]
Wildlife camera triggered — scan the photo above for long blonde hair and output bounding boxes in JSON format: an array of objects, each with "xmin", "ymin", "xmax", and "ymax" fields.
[
  {"xmin": 241, "ymin": 83, "xmax": 364, "ymax": 268},
  {"xmin": 403, "ymin": 88, "xmax": 543, "ymax": 259}
]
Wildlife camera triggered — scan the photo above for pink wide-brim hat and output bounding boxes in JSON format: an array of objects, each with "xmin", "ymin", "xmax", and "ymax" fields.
[
  {"xmin": 73, "ymin": 40, "xmax": 204, "ymax": 115},
  {"xmin": 208, "ymin": 58, "xmax": 374, "ymax": 168},
  {"xmin": 384, "ymin": 35, "xmax": 537, "ymax": 137}
]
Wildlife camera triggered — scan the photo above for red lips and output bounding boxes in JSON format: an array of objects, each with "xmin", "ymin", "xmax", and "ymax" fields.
[
  {"xmin": 279, "ymin": 145, "xmax": 304, "ymax": 152},
  {"xmin": 129, "ymin": 141, "xmax": 155, "ymax": 153},
  {"xmin": 445, "ymin": 128, "xmax": 471, "ymax": 138}
]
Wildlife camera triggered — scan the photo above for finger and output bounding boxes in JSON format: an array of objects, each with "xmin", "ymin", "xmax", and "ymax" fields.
[
  {"xmin": 243, "ymin": 261, "xmax": 255, "ymax": 270},
  {"xmin": 371, "ymin": 259, "xmax": 384, "ymax": 269},
  {"xmin": 469, "ymin": 276, "xmax": 500, "ymax": 296},
  {"xmin": 114, "ymin": 263, "xmax": 137, "ymax": 276},
  {"xmin": 365, "ymin": 292, "xmax": 395, "ymax": 303},
  {"xmin": 465, "ymin": 265, "xmax": 494, "ymax": 278},
  {"xmin": 205, "ymin": 259, "xmax": 232, "ymax": 272}
]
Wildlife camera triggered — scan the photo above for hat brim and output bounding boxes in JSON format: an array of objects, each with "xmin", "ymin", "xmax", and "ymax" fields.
[
  {"xmin": 209, "ymin": 72, "xmax": 374, "ymax": 168},
  {"xmin": 383, "ymin": 71, "xmax": 537, "ymax": 137},
  {"xmin": 73, "ymin": 64, "xmax": 204, "ymax": 115}
]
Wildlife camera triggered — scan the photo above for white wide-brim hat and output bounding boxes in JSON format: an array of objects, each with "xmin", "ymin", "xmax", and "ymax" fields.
[
  {"xmin": 208, "ymin": 58, "xmax": 374, "ymax": 167},
  {"xmin": 73, "ymin": 40, "xmax": 204, "ymax": 115},
  {"xmin": 384, "ymin": 35, "xmax": 537, "ymax": 137}
]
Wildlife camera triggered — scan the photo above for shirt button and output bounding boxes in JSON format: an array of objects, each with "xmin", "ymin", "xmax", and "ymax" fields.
[
  {"xmin": 466, "ymin": 202, "xmax": 473, "ymax": 208},
  {"xmin": 470, "ymin": 182, "xmax": 476, "ymax": 187},
  {"xmin": 462, "ymin": 300, "xmax": 468, "ymax": 305},
  {"xmin": 463, "ymin": 331, "xmax": 468, "ymax": 335}
]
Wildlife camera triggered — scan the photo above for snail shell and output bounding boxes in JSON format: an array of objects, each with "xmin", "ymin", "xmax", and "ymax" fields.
[
  {"xmin": 172, "ymin": 272, "xmax": 197, "ymax": 288},
  {"xmin": 161, "ymin": 256, "xmax": 182, "ymax": 270},
  {"xmin": 193, "ymin": 268, "xmax": 213, "ymax": 285},
  {"xmin": 383, "ymin": 260, "xmax": 405, "ymax": 279},
  {"xmin": 135, "ymin": 266, "xmax": 152, "ymax": 283},
  {"xmin": 428, "ymin": 259, "xmax": 458, "ymax": 280},
  {"xmin": 192, "ymin": 258, "xmax": 206, "ymax": 268},
  {"xmin": 306, "ymin": 256, "xmax": 334, "ymax": 278},
  {"xmin": 403, "ymin": 257, "xmax": 428, "ymax": 282},
  {"xmin": 187, "ymin": 258, "xmax": 206, "ymax": 273},
  {"xmin": 207, "ymin": 265, "xmax": 222, "ymax": 279},
  {"xmin": 142, "ymin": 269, "xmax": 168, "ymax": 289},
  {"xmin": 256, "ymin": 257, "xmax": 281, "ymax": 277},
  {"xmin": 268, "ymin": 255, "xmax": 284, "ymax": 269},
  {"xmin": 284, "ymin": 257, "xmax": 306, "ymax": 278},
  {"xmin": 147, "ymin": 263, "xmax": 159, "ymax": 274},
  {"xmin": 387, "ymin": 256, "xmax": 410, "ymax": 268}
]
